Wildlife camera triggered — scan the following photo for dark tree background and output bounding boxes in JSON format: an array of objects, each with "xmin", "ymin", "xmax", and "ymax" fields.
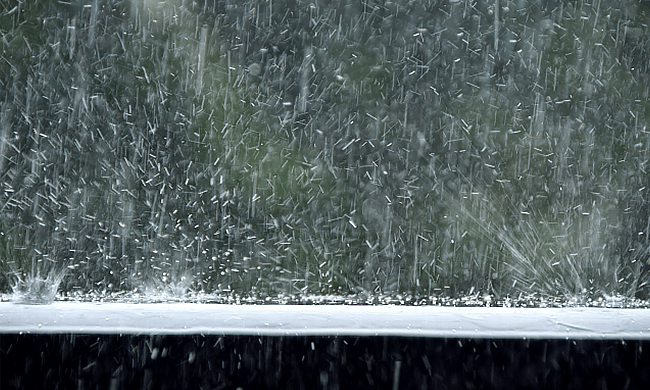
[{"xmin": 0, "ymin": 0, "xmax": 648, "ymax": 300}]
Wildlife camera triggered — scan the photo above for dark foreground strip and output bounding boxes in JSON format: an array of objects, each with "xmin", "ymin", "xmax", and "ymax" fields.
[{"xmin": 1, "ymin": 334, "xmax": 649, "ymax": 390}]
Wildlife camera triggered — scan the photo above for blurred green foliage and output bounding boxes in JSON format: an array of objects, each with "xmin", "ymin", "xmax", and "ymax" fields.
[{"xmin": 0, "ymin": 0, "xmax": 648, "ymax": 300}]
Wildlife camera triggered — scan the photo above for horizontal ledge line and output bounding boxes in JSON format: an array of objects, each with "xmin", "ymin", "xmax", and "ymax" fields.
[{"xmin": 1, "ymin": 303, "xmax": 650, "ymax": 339}]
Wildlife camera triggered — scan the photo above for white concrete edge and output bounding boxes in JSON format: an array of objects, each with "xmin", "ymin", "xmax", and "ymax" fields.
[{"xmin": 1, "ymin": 302, "xmax": 650, "ymax": 339}]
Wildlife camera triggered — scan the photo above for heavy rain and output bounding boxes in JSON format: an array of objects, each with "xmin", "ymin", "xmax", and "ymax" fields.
[
  {"xmin": 3, "ymin": 1, "xmax": 650, "ymax": 389},
  {"xmin": 0, "ymin": 0, "xmax": 649, "ymax": 307}
]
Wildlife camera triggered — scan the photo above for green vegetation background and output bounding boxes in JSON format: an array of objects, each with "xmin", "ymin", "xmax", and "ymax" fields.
[{"xmin": 0, "ymin": 0, "xmax": 648, "ymax": 300}]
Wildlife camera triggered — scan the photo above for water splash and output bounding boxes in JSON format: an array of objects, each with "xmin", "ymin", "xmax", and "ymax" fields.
[{"xmin": 11, "ymin": 269, "xmax": 66, "ymax": 305}]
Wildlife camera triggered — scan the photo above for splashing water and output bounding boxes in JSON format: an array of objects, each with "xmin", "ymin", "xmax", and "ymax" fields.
[
  {"xmin": 0, "ymin": 0, "xmax": 648, "ymax": 305},
  {"xmin": 11, "ymin": 269, "xmax": 66, "ymax": 305}
]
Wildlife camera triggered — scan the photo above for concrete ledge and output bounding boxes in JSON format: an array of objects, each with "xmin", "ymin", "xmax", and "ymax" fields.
[{"xmin": 2, "ymin": 303, "xmax": 650, "ymax": 339}]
